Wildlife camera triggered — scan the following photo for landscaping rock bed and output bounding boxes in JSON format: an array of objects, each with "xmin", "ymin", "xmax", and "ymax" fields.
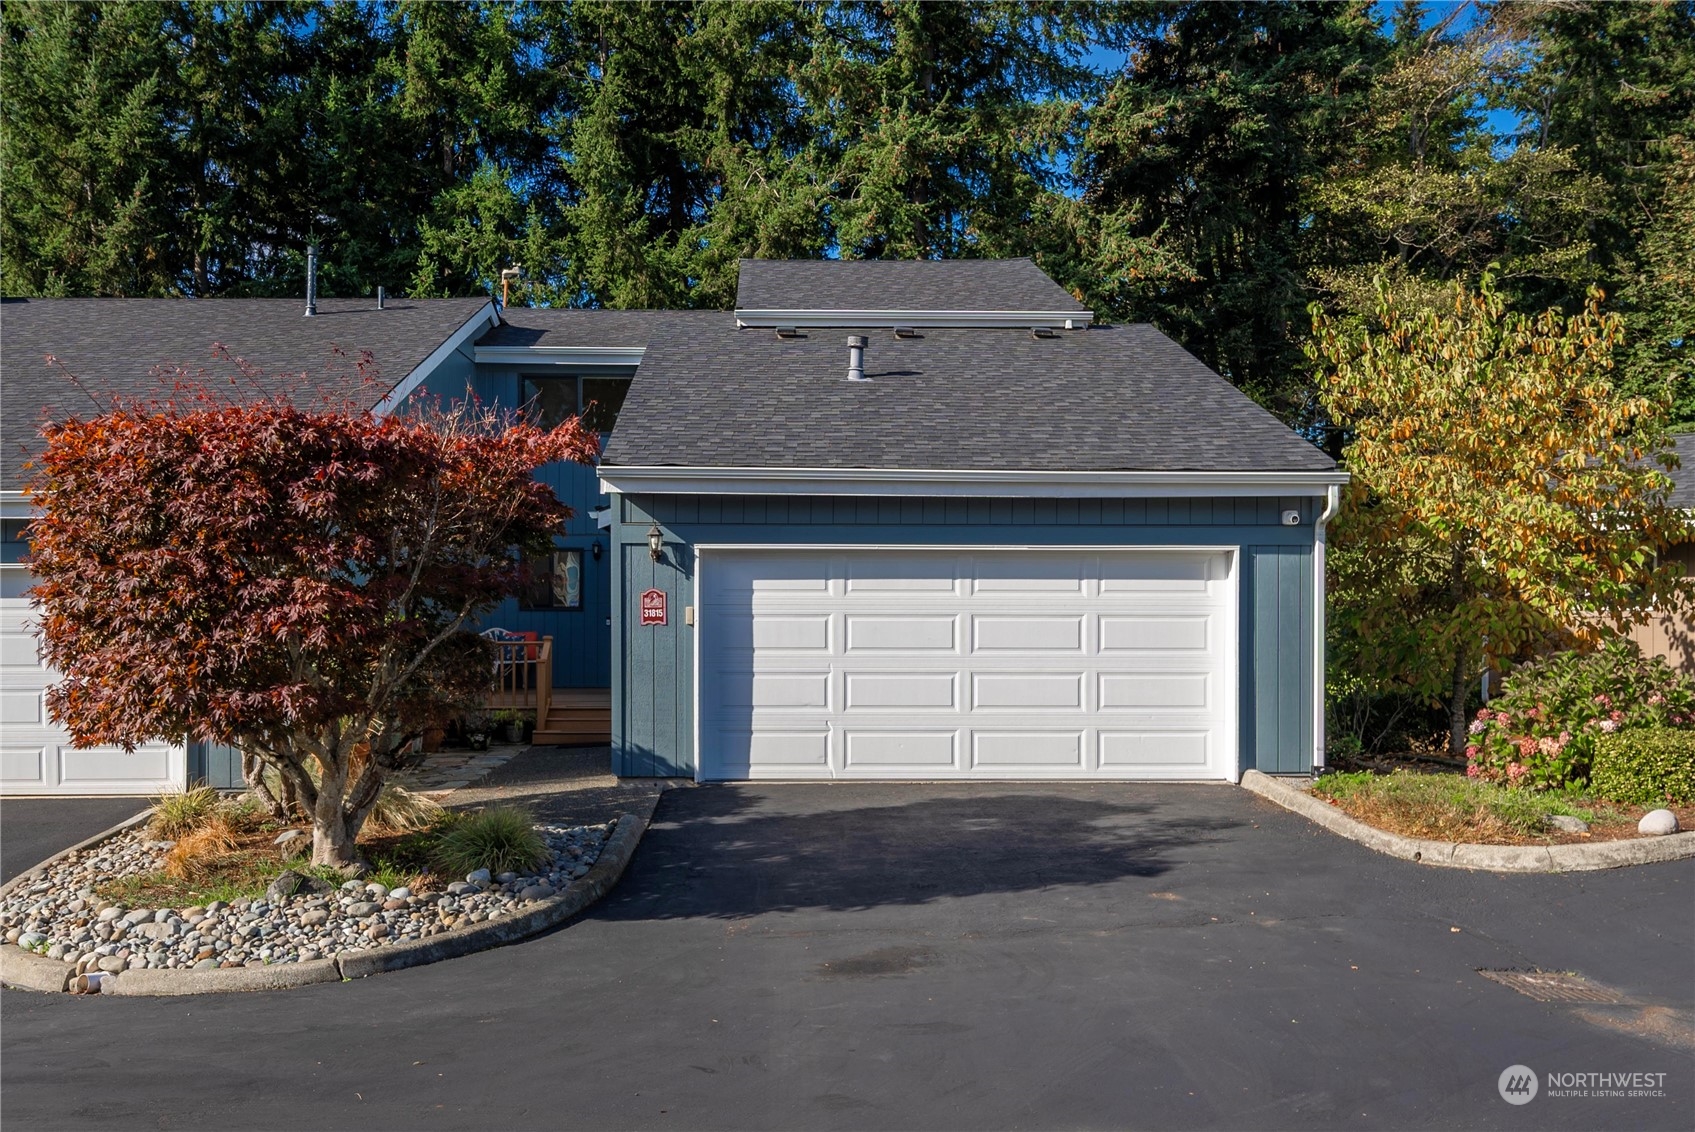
[{"xmin": 0, "ymin": 821, "xmax": 612, "ymax": 976}]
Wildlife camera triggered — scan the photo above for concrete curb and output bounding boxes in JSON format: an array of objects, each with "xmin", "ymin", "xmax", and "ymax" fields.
[
  {"xmin": 8, "ymin": 791, "xmax": 661, "ymax": 996},
  {"xmin": 335, "ymin": 804, "xmax": 652, "ymax": 980},
  {"xmin": 1241, "ymin": 770, "xmax": 1695, "ymax": 872},
  {"xmin": 103, "ymin": 958, "xmax": 342, "ymax": 996},
  {"xmin": 0, "ymin": 947, "xmax": 73, "ymax": 993},
  {"xmin": 0, "ymin": 808, "xmax": 152, "ymax": 901}
]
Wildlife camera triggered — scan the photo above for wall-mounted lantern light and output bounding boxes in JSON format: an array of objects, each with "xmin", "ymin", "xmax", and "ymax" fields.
[
  {"xmin": 647, "ymin": 525, "xmax": 664, "ymax": 562},
  {"xmin": 590, "ymin": 541, "xmax": 602, "ymax": 562}
]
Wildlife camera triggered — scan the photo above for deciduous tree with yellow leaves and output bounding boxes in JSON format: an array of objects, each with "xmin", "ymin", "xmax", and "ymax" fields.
[{"xmin": 1311, "ymin": 274, "xmax": 1692, "ymax": 755}]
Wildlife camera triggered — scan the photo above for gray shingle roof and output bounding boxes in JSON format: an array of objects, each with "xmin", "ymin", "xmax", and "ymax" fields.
[
  {"xmin": 1, "ymin": 297, "xmax": 489, "ymax": 488},
  {"xmin": 601, "ymin": 319, "xmax": 1334, "ymax": 473},
  {"xmin": 1665, "ymin": 433, "xmax": 1695, "ymax": 509},
  {"xmin": 735, "ymin": 258, "xmax": 1090, "ymax": 316},
  {"xmin": 480, "ymin": 308, "xmax": 716, "ymax": 348}
]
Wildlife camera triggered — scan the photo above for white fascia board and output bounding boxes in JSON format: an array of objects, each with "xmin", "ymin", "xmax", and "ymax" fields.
[
  {"xmin": 1, "ymin": 490, "xmax": 33, "ymax": 519},
  {"xmin": 372, "ymin": 302, "xmax": 500, "ymax": 417},
  {"xmin": 472, "ymin": 345, "xmax": 647, "ymax": 367},
  {"xmin": 733, "ymin": 309, "xmax": 1094, "ymax": 330},
  {"xmin": 599, "ymin": 466, "xmax": 1349, "ymax": 499}
]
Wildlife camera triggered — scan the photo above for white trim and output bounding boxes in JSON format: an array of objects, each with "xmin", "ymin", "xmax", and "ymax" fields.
[
  {"xmin": 1, "ymin": 491, "xmax": 31, "ymax": 519},
  {"xmin": 372, "ymin": 302, "xmax": 500, "ymax": 417},
  {"xmin": 1312, "ymin": 483, "xmax": 1341, "ymax": 773},
  {"xmin": 472, "ymin": 345, "xmax": 646, "ymax": 367},
  {"xmin": 690, "ymin": 542, "xmax": 1241, "ymax": 784},
  {"xmin": 734, "ymin": 309, "xmax": 1093, "ymax": 330},
  {"xmin": 601, "ymin": 466, "xmax": 1348, "ymax": 499}
]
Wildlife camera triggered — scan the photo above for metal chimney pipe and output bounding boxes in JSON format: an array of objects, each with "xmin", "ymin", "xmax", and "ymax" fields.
[
  {"xmin": 847, "ymin": 335, "xmax": 868, "ymax": 382},
  {"xmin": 377, "ymin": 285, "xmax": 385, "ymax": 310},
  {"xmin": 304, "ymin": 243, "xmax": 319, "ymax": 317}
]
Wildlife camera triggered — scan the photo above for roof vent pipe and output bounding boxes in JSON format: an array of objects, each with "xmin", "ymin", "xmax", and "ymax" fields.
[
  {"xmin": 847, "ymin": 335, "xmax": 869, "ymax": 382},
  {"xmin": 304, "ymin": 243, "xmax": 318, "ymax": 317},
  {"xmin": 377, "ymin": 286, "xmax": 385, "ymax": 310}
]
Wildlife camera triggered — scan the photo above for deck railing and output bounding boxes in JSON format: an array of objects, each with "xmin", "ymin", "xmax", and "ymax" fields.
[{"xmin": 486, "ymin": 635, "xmax": 552, "ymax": 724}]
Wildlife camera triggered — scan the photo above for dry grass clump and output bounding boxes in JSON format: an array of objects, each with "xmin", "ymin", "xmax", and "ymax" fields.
[
  {"xmin": 162, "ymin": 814, "xmax": 243, "ymax": 880},
  {"xmin": 364, "ymin": 782, "xmax": 447, "ymax": 834}
]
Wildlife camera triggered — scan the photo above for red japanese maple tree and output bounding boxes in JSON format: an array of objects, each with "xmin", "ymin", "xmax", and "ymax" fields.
[{"xmin": 27, "ymin": 370, "xmax": 597, "ymax": 868}]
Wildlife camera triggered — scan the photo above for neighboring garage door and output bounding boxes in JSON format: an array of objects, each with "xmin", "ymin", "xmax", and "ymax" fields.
[
  {"xmin": 697, "ymin": 548, "xmax": 1236, "ymax": 781},
  {"xmin": 0, "ymin": 594, "xmax": 185, "ymax": 795}
]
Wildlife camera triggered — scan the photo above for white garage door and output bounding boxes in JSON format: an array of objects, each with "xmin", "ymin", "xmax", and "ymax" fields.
[
  {"xmin": 697, "ymin": 548, "xmax": 1236, "ymax": 782},
  {"xmin": 1, "ymin": 588, "xmax": 184, "ymax": 795}
]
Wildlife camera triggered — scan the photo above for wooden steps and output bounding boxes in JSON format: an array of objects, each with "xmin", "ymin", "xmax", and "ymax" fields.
[{"xmin": 533, "ymin": 688, "xmax": 611, "ymax": 746}]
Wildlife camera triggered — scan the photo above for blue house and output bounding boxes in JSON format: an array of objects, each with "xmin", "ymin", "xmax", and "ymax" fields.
[{"xmin": 1, "ymin": 259, "xmax": 1343, "ymax": 795}]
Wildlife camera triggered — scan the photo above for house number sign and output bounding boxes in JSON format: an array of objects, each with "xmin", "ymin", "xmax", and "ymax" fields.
[{"xmin": 640, "ymin": 588, "xmax": 667, "ymax": 626}]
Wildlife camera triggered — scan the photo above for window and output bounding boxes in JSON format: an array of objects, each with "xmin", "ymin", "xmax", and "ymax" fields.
[
  {"xmin": 521, "ymin": 549, "xmax": 583, "ymax": 611},
  {"xmin": 520, "ymin": 373, "xmax": 631, "ymax": 433}
]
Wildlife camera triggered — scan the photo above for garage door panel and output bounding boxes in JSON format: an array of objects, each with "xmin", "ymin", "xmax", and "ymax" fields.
[
  {"xmin": 1, "ymin": 630, "xmax": 43, "ymax": 669},
  {"xmin": 1, "ymin": 745, "xmax": 48, "ymax": 786},
  {"xmin": 973, "ymin": 558, "xmax": 1083, "ymax": 594},
  {"xmin": 714, "ymin": 731, "xmax": 832, "ymax": 777},
  {"xmin": 1099, "ymin": 673, "xmax": 1211, "ymax": 710},
  {"xmin": 971, "ymin": 732, "xmax": 1084, "ymax": 769},
  {"xmin": 845, "ymin": 555, "xmax": 959, "ymax": 593},
  {"xmin": 1099, "ymin": 555, "xmax": 1213, "ymax": 592},
  {"xmin": 844, "ymin": 730, "xmax": 958, "ymax": 770},
  {"xmin": 844, "ymin": 615, "xmax": 956, "ymax": 652},
  {"xmin": 845, "ymin": 672, "xmax": 956, "ymax": 709},
  {"xmin": 1099, "ymin": 731, "xmax": 1212, "ymax": 770},
  {"xmin": 1100, "ymin": 617, "xmax": 1209, "ymax": 652},
  {"xmin": 715, "ymin": 672, "xmax": 832, "ymax": 709},
  {"xmin": 61, "ymin": 746, "xmax": 174, "ymax": 785},
  {"xmin": 699, "ymin": 549, "xmax": 1233, "ymax": 781},
  {"xmin": 972, "ymin": 616, "xmax": 1083, "ymax": 652},
  {"xmin": 749, "ymin": 615, "xmax": 831, "ymax": 651},
  {"xmin": 1, "ymin": 688, "xmax": 44, "ymax": 723},
  {"xmin": 972, "ymin": 673, "xmax": 1083, "ymax": 710}
]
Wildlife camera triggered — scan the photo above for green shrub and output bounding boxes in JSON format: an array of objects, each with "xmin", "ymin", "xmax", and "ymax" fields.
[
  {"xmin": 149, "ymin": 785, "xmax": 223, "ymax": 837},
  {"xmin": 1590, "ymin": 729, "xmax": 1695, "ymax": 806},
  {"xmin": 1467, "ymin": 640, "xmax": 1695, "ymax": 790},
  {"xmin": 428, "ymin": 807, "xmax": 546, "ymax": 877}
]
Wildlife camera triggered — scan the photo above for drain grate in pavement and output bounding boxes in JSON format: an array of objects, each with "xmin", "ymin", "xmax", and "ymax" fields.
[{"xmin": 1479, "ymin": 969, "xmax": 1627, "ymax": 1004}]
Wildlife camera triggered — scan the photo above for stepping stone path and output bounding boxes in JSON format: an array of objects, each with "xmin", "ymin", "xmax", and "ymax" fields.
[
  {"xmin": 1, "ymin": 822, "xmax": 611, "ymax": 975},
  {"xmin": 392, "ymin": 744, "xmax": 529, "ymax": 794}
]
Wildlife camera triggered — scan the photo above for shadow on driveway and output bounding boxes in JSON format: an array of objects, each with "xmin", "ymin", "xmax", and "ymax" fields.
[{"xmin": 598, "ymin": 781, "xmax": 1244, "ymax": 920}]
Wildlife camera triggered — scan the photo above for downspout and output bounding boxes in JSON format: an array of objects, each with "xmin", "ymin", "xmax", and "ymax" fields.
[{"xmin": 1312, "ymin": 483, "xmax": 1341, "ymax": 773}]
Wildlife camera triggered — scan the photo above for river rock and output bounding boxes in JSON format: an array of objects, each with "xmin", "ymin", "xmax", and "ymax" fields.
[
  {"xmin": 1639, "ymin": 809, "xmax": 1680, "ymax": 835},
  {"xmin": 1546, "ymin": 814, "xmax": 1590, "ymax": 834}
]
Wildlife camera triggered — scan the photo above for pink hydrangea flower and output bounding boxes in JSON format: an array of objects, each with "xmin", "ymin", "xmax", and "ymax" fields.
[
  {"xmin": 1475, "ymin": 708, "xmax": 1490, "ymax": 720},
  {"xmin": 1595, "ymin": 693, "xmax": 1613, "ymax": 707},
  {"xmin": 1517, "ymin": 737, "xmax": 1538, "ymax": 757},
  {"xmin": 1466, "ymin": 762, "xmax": 1481, "ymax": 778},
  {"xmin": 1465, "ymin": 745, "xmax": 1479, "ymax": 758},
  {"xmin": 1598, "ymin": 719, "xmax": 1620, "ymax": 733},
  {"xmin": 1507, "ymin": 762, "xmax": 1528, "ymax": 780},
  {"xmin": 1648, "ymin": 692, "xmax": 1665, "ymax": 706},
  {"xmin": 1610, "ymin": 710, "xmax": 1624, "ymax": 722},
  {"xmin": 1468, "ymin": 719, "xmax": 1487, "ymax": 735}
]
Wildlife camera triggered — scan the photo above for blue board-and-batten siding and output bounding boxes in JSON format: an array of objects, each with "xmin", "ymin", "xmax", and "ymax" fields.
[
  {"xmin": 412, "ymin": 365, "xmax": 613, "ymax": 687},
  {"xmin": 610, "ymin": 492, "xmax": 1323, "ymax": 779}
]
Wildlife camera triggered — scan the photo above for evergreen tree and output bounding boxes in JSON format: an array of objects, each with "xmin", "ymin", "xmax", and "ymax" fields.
[{"xmin": 1, "ymin": 1, "xmax": 177, "ymax": 295}]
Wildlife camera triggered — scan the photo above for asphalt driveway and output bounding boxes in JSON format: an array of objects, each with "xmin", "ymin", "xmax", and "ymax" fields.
[
  {"xmin": 1, "ymin": 798, "xmax": 149, "ymax": 883},
  {"xmin": 2, "ymin": 782, "xmax": 1690, "ymax": 1131}
]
